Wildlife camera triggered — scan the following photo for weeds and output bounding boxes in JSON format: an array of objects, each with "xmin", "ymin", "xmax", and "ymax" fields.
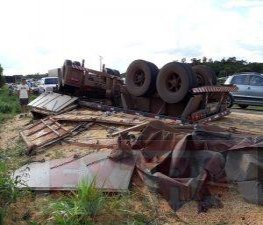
[
  {"xmin": 45, "ymin": 180, "xmax": 167, "ymax": 225},
  {"xmin": 0, "ymin": 85, "xmax": 37, "ymax": 124},
  {"xmin": 47, "ymin": 180, "xmax": 105, "ymax": 225},
  {"xmin": 0, "ymin": 161, "xmax": 25, "ymax": 225},
  {"xmin": 0, "ymin": 86, "xmax": 20, "ymax": 125}
]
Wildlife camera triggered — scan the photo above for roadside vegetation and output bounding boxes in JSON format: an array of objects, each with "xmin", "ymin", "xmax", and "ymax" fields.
[
  {"xmin": 0, "ymin": 86, "xmax": 21, "ymax": 123},
  {"xmin": 0, "ymin": 141, "xmax": 29, "ymax": 225},
  {"xmin": 184, "ymin": 56, "xmax": 263, "ymax": 77},
  {"xmin": 43, "ymin": 181, "xmax": 164, "ymax": 225}
]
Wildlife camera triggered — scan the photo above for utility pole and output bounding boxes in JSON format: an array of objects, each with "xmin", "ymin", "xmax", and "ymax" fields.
[{"xmin": 99, "ymin": 55, "xmax": 103, "ymax": 71}]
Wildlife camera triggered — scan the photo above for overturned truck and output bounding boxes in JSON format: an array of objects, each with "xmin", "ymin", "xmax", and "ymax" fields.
[{"xmin": 35, "ymin": 59, "xmax": 237, "ymax": 123}]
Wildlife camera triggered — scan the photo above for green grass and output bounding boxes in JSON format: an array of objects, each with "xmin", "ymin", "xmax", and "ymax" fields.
[
  {"xmin": 44, "ymin": 181, "xmax": 165, "ymax": 225},
  {"xmin": 0, "ymin": 85, "xmax": 37, "ymax": 124},
  {"xmin": 0, "ymin": 160, "xmax": 25, "ymax": 225},
  {"xmin": 47, "ymin": 180, "xmax": 105, "ymax": 225},
  {"xmin": 0, "ymin": 138, "xmax": 30, "ymax": 225},
  {"xmin": 0, "ymin": 86, "xmax": 21, "ymax": 123}
]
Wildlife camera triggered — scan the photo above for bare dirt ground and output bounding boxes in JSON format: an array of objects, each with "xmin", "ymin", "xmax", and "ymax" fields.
[{"xmin": 1, "ymin": 109, "xmax": 263, "ymax": 225}]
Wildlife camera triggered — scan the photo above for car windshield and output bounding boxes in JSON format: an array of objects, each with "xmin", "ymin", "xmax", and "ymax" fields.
[{"xmin": 44, "ymin": 78, "xmax": 58, "ymax": 85}]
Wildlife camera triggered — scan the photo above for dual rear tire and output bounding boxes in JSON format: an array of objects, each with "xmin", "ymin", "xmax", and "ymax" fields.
[
  {"xmin": 125, "ymin": 60, "xmax": 217, "ymax": 104},
  {"xmin": 156, "ymin": 62, "xmax": 196, "ymax": 103},
  {"xmin": 126, "ymin": 60, "xmax": 158, "ymax": 97}
]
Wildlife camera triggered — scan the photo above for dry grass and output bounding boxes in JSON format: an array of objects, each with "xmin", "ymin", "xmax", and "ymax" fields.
[{"xmin": 1, "ymin": 110, "xmax": 263, "ymax": 224}]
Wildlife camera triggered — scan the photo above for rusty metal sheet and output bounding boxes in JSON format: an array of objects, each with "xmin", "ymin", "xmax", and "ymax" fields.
[
  {"xmin": 28, "ymin": 93, "xmax": 78, "ymax": 114},
  {"xmin": 14, "ymin": 150, "xmax": 137, "ymax": 192}
]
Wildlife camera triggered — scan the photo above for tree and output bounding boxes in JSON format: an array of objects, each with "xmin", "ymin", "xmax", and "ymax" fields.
[
  {"xmin": 0, "ymin": 64, "xmax": 4, "ymax": 87},
  {"xmin": 181, "ymin": 58, "xmax": 186, "ymax": 63},
  {"xmin": 191, "ymin": 58, "xmax": 201, "ymax": 65}
]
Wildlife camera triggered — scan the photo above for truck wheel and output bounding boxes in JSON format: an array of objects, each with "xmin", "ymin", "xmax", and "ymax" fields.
[
  {"xmin": 156, "ymin": 62, "xmax": 191, "ymax": 103},
  {"xmin": 105, "ymin": 68, "xmax": 115, "ymax": 75},
  {"xmin": 181, "ymin": 63, "xmax": 198, "ymax": 88},
  {"xmin": 73, "ymin": 61, "xmax": 81, "ymax": 66},
  {"xmin": 113, "ymin": 69, "xmax": 120, "ymax": 76},
  {"xmin": 192, "ymin": 65, "xmax": 217, "ymax": 86},
  {"xmin": 126, "ymin": 60, "xmax": 158, "ymax": 97},
  {"xmin": 64, "ymin": 60, "xmax": 72, "ymax": 67},
  {"xmin": 238, "ymin": 104, "xmax": 248, "ymax": 109}
]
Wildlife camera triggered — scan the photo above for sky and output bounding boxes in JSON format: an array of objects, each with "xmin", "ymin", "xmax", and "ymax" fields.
[{"xmin": 0, "ymin": 0, "xmax": 263, "ymax": 75}]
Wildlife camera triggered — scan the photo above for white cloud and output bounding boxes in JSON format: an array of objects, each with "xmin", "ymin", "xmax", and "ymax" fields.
[
  {"xmin": 0, "ymin": 0, "xmax": 262, "ymax": 75},
  {"xmin": 224, "ymin": 0, "xmax": 263, "ymax": 9}
]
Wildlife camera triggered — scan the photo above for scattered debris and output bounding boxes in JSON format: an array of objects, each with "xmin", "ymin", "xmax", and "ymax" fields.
[
  {"xmin": 110, "ymin": 121, "xmax": 150, "ymax": 137},
  {"xmin": 28, "ymin": 92, "xmax": 78, "ymax": 116},
  {"xmin": 14, "ymin": 150, "xmax": 138, "ymax": 192},
  {"xmin": 15, "ymin": 102, "xmax": 263, "ymax": 213},
  {"xmin": 20, "ymin": 117, "xmax": 75, "ymax": 154}
]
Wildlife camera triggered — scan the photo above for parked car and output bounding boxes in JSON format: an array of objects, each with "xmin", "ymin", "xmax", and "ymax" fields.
[
  {"xmin": 224, "ymin": 72, "xmax": 263, "ymax": 108},
  {"xmin": 8, "ymin": 83, "xmax": 18, "ymax": 95},
  {"xmin": 38, "ymin": 77, "xmax": 58, "ymax": 93},
  {"xmin": 27, "ymin": 81, "xmax": 40, "ymax": 95}
]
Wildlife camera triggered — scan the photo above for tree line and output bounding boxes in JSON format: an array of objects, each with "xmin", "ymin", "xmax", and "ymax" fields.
[
  {"xmin": 1, "ymin": 57, "xmax": 263, "ymax": 86},
  {"xmin": 180, "ymin": 57, "xmax": 263, "ymax": 77},
  {"xmin": 0, "ymin": 64, "xmax": 4, "ymax": 87}
]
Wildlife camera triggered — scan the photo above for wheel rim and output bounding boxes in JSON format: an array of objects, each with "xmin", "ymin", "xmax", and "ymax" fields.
[
  {"xmin": 166, "ymin": 73, "xmax": 181, "ymax": 92},
  {"xmin": 197, "ymin": 74, "xmax": 204, "ymax": 86},
  {"xmin": 133, "ymin": 69, "xmax": 145, "ymax": 87}
]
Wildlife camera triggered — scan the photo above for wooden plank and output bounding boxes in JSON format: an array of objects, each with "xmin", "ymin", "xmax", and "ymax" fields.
[
  {"xmin": 41, "ymin": 119, "xmax": 61, "ymax": 136},
  {"xmin": 111, "ymin": 121, "xmax": 149, "ymax": 137},
  {"xmin": 49, "ymin": 117, "xmax": 68, "ymax": 132},
  {"xmin": 29, "ymin": 126, "xmax": 65, "ymax": 142},
  {"xmin": 20, "ymin": 119, "xmax": 72, "ymax": 154},
  {"xmin": 26, "ymin": 119, "xmax": 54, "ymax": 136},
  {"xmin": 53, "ymin": 116, "xmax": 140, "ymax": 126},
  {"xmin": 20, "ymin": 131, "xmax": 34, "ymax": 150}
]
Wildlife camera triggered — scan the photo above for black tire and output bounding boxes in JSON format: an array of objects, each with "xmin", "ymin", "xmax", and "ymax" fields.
[
  {"xmin": 105, "ymin": 68, "xmax": 120, "ymax": 77},
  {"xmin": 225, "ymin": 94, "xmax": 234, "ymax": 108},
  {"xmin": 126, "ymin": 60, "xmax": 158, "ymax": 97},
  {"xmin": 192, "ymin": 65, "xmax": 217, "ymax": 86},
  {"xmin": 105, "ymin": 68, "xmax": 115, "ymax": 75},
  {"xmin": 238, "ymin": 104, "xmax": 248, "ymax": 109},
  {"xmin": 64, "ymin": 59, "xmax": 72, "ymax": 67},
  {"xmin": 156, "ymin": 62, "xmax": 191, "ymax": 103},
  {"xmin": 181, "ymin": 63, "xmax": 198, "ymax": 88},
  {"xmin": 112, "ymin": 69, "xmax": 120, "ymax": 77},
  {"xmin": 73, "ymin": 61, "xmax": 81, "ymax": 66}
]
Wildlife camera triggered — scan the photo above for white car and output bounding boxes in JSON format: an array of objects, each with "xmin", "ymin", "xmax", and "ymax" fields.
[{"xmin": 39, "ymin": 77, "xmax": 58, "ymax": 93}]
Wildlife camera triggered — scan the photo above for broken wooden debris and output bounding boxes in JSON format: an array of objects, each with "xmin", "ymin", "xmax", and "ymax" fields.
[
  {"xmin": 20, "ymin": 118, "xmax": 77, "ymax": 154},
  {"xmin": 110, "ymin": 121, "xmax": 150, "ymax": 137},
  {"xmin": 65, "ymin": 139, "xmax": 117, "ymax": 149},
  {"xmin": 53, "ymin": 114, "xmax": 142, "ymax": 126},
  {"xmin": 29, "ymin": 93, "xmax": 78, "ymax": 116}
]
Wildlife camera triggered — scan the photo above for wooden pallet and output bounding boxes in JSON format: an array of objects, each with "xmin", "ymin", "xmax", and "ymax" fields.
[{"xmin": 20, "ymin": 117, "xmax": 71, "ymax": 153}]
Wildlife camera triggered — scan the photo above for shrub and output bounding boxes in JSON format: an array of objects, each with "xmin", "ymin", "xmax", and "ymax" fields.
[
  {"xmin": 0, "ymin": 161, "xmax": 22, "ymax": 225},
  {"xmin": 49, "ymin": 180, "xmax": 105, "ymax": 225},
  {"xmin": 0, "ymin": 102, "xmax": 13, "ymax": 113}
]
